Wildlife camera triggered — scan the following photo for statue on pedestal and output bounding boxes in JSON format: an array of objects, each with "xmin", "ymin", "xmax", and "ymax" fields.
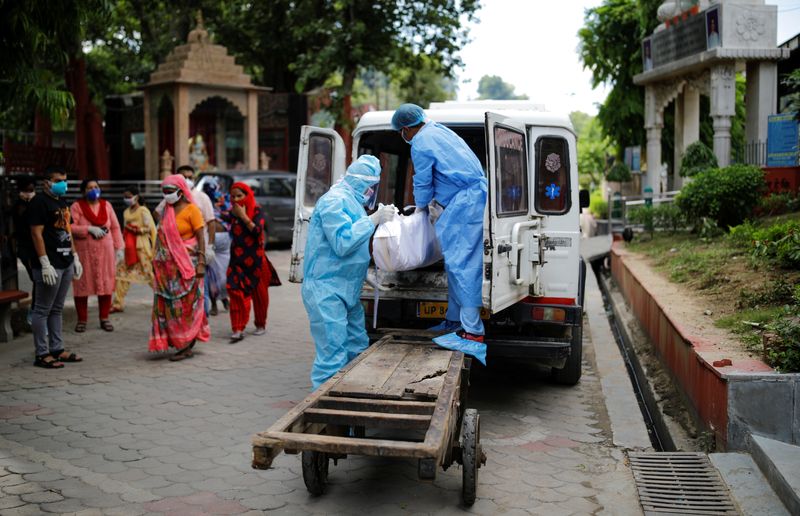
[{"xmin": 188, "ymin": 134, "xmax": 210, "ymax": 172}]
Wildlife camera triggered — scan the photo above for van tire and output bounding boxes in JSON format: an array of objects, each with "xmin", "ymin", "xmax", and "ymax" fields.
[{"xmin": 552, "ymin": 323, "xmax": 582, "ymax": 385}]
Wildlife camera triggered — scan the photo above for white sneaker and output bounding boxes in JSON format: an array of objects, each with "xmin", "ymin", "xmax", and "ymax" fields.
[
  {"xmin": 252, "ymin": 327, "xmax": 266, "ymax": 336},
  {"xmin": 230, "ymin": 331, "xmax": 244, "ymax": 343}
]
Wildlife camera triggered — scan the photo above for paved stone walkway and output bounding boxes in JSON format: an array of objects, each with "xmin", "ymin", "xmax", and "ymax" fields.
[{"xmin": 0, "ymin": 250, "xmax": 642, "ymax": 515}]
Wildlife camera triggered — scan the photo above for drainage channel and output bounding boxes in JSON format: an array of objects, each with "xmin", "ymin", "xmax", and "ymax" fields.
[{"xmin": 590, "ymin": 260, "xmax": 669, "ymax": 452}]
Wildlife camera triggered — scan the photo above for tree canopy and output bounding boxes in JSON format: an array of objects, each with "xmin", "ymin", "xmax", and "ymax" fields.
[{"xmin": 476, "ymin": 75, "xmax": 528, "ymax": 100}]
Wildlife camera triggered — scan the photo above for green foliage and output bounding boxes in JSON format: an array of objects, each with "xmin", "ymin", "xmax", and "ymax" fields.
[
  {"xmin": 476, "ymin": 75, "xmax": 528, "ymax": 100},
  {"xmin": 578, "ymin": 0, "xmax": 649, "ymax": 154},
  {"xmin": 589, "ymin": 190, "xmax": 608, "ymax": 219},
  {"xmin": 391, "ymin": 56, "xmax": 457, "ymax": 107},
  {"xmin": 728, "ymin": 218, "xmax": 800, "ymax": 269},
  {"xmin": 680, "ymin": 141, "xmax": 718, "ymax": 177},
  {"xmin": 0, "ymin": 1, "xmax": 107, "ymax": 124},
  {"xmin": 676, "ymin": 165, "xmax": 766, "ymax": 229},
  {"xmin": 782, "ymin": 69, "xmax": 800, "ymax": 121},
  {"xmin": 572, "ymin": 112, "xmax": 613, "ymax": 189},
  {"xmin": 652, "ymin": 203, "xmax": 687, "ymax": 233},
  {"xmin": 606, "ymin": 162, "xmax": 632, "ymax": 183},
  {"xmin": 764, "ymin": 297, "xmax": 800, "ymax": 373},
  {"xmin": 758, "ymin": 193, "xmax": 800, "ymax": 217},
  {"xmin": 737, "ymin": 279, "xmax": 797, "ymax": 309}
]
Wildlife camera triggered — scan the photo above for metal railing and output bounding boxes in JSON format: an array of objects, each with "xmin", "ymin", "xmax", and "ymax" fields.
[
  {"xmin": 607, "ymin": 190, "xmax": 680, "ymax": 230},
  {"xmin": 2, "ymin": 178, "xmax": 165, "ymax": 212}
]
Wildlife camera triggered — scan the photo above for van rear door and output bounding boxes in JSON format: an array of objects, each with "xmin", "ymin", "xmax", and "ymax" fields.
[
  {"xmin": 289, "ymin": 126, "xmax": 347, "ymax": 282},
  {"xmin": 484, "ymin": 113, "xmax": 543, "ymax": 312}
]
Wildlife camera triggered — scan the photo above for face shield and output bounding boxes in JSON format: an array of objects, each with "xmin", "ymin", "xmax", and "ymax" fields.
[{"xmin": 363, "ymin": 184, "xmax": 379, "ymax": 210}]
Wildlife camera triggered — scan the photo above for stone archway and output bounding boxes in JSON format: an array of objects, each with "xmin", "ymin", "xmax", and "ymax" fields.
[
  {"xmin": 187, "ymin": 96, "xmax": 246, "ymax": 171},
  {"xmin": 142, "ymin": 12, "xmax": 269, "ymax": 179}
]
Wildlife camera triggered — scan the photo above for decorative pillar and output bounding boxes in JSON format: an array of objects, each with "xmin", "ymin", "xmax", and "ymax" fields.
[
  {"xmin": 745, "ymin": 61, "xmax": 777, "ymax": 148},
  {"xmin": 674, "ymin": 87, "xmax": 700, "ymax": 188},
  {"xmin": 644, "ymin": 85, "xmax": 664, "ymax": 193},
  {"xmin": 246, "ymin": 90, "xmax": 259, "ymax": 170},
  {"xmin": 710, "ymin": 64, "xmax": 736, "ymax": 167},
  {"xmin": 175, "ymin": 85, "xmax": 190, "ymax": 170},
  {"xmin": 143, "ymin": 92, "xmax": 154, "ymax": 180}
]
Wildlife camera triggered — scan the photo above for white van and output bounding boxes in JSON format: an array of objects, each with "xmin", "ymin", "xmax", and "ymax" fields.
[{"xmin": 290, "ymin": 103, "xmax": 589, "ymax": 384}]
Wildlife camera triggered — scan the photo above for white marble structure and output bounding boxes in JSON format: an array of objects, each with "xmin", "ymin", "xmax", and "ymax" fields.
[{"xmin": 634, "ymin": 0, "xmax": 789, "ymax": 192}]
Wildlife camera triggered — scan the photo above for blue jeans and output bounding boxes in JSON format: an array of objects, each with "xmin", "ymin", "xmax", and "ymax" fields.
[{"xmin": 32, "ymin": 266, "xmax": 73, "ymax": 358}]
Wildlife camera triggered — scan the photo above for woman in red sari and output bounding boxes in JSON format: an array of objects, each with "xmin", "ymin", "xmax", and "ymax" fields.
[
  {"xmin": 227, "ymin": 182, "xmax": 271, "ymax": 343},
  {"xmin": 148, "ymin": 175, "xmax": 210, "ymax": 360}
]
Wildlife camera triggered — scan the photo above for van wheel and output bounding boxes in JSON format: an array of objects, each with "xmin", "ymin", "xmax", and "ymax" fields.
[{"xmin": 552, "ymin": 323, "xmax": 582, "ymax": 385}]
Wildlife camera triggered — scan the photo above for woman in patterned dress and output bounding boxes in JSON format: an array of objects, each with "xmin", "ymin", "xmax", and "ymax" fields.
[
  {"xmin": 226, "ymin": 182, "xmax": 271, "ymax": 343},
  {"xmin": 112, "ymin": 186, "xmax": 157, "ymax": 312},
  {"xmin": 148, "ymin": 175, "xmax": 210, "ymax": 360}
]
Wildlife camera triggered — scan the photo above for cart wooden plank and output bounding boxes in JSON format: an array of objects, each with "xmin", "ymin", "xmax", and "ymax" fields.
[
  {"xmin": 254, "ymin": 431, "xmax": 438, "ymax": 458},
  {"xmin": 329, "ymin": 343, "xmax": 415, "ymax": 398},
  {"xmin": 377, "ymin": 345, "xmax": 452, "ymax": 399},
  {"xmin": 421, "ymin": 351, "xmax": 464, "ymax": 464},
  {"xmin": 316, "ymin": 396, "xmax": 436, "ymax": 415},
  {"xmin": 303, "ymin": 408, "xmax": 431, "ymax": 430}
]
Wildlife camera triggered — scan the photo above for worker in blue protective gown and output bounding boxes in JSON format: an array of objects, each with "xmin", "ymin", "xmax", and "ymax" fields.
[
  {"xmin": 391, "ymin": 103, "xmax": 488, "ymax": 364},
  {"xmin": 302, "ymin": 155, "xmax": 396, "ymax": 389}
]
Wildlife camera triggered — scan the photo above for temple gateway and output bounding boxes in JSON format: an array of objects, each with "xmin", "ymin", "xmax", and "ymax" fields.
[{"xmin": 633, "ymin": 0, "xmax": 789, "ymax": 192}]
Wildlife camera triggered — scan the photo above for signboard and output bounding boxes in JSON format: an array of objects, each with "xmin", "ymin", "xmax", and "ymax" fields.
[
  {"xmin": 767, "ymin": 113, "xmax": 799, "ymax": 167},
  {"xmin": 624, "ymin": 146, "xmax": 641, "ymax": 173},
  {"xmin": 643, "ymin": 6, "xmax": 720, "ymax": 71}
]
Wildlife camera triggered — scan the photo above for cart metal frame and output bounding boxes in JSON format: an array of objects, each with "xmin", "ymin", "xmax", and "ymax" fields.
[{"xmin": 251, "ymin": 333, "xmax": 486, "ymax": 505}]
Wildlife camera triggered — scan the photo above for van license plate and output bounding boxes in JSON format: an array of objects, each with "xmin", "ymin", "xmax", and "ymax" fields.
[{"xmin": 417, "ymin": 302, "xmax": 490, "ymax": 320}]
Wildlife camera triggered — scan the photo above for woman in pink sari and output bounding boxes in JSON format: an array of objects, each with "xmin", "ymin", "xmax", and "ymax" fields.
[{"xmin": 148, "ymin": 175, "xmax": 210, "ymax": 361}]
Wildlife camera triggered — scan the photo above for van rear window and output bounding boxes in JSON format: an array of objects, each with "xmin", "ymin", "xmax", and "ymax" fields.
[
  {"xmin": 305, "ymin": 134, "xmax": 333, "ymax": 207},
  {"xmin": 494, "ymin": 125, "xmax": 528, "ymax": 217},
  {"xmin": 535, "ymin": 137, "xmax": 570, "ymax": 215}
]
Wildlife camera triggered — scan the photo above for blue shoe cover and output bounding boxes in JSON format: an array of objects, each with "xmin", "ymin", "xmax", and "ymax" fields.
[
  {"xmin": 432, "ymin": 332, "xmax": 487, "ymax": 365},
  {"xmin": 428, "ymin": 320, "xmax": 462, "ymax": 332}
]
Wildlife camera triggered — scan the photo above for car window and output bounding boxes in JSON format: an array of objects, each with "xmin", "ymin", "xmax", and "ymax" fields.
[
  {"xmin": 196, "ymin": 174, "xmax": 232, "ymax": 194},
  {"xmin": 494, "ymin": 125, "xmax": 529, "ymax": 217},
  {"xmin": 534, "ymin": 136, "xmax": 570, "ymax": 215},
  {"xmin": 262, "ymin": 177, "xmax": 295, "ymax": 198}
]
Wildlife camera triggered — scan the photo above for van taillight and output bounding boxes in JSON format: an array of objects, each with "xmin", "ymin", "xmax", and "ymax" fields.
[{"xmin": 532, "ymin": 307, "xmax": 566, "ymax": 322}]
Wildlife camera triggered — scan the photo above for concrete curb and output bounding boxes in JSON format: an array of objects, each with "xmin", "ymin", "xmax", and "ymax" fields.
[
  {"xmin": 748, "ymin": 434, "xmax": 800, "ymax": 515},
  {"xmin": 610, "ymin": 242, "xmax": 800, "ymax": 450}
]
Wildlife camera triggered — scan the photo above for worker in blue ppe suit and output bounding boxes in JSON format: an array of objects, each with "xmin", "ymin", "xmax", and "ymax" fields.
[
  {"xmin": 391, "ymin": 103, "xmax": 488, "ymax": 363},
  {"xmin": 302, "ymin": 155, "xmax": 396, "ymax": 389}
]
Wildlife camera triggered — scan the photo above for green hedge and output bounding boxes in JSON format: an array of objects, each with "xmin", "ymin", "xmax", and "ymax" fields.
[
  {"xmin": 680, "ymin": 141, "xmax": 718, "ymax": 177},
  {"xmin": 676, "ymin": 165, "xmax": 766, "ymax": 229}
]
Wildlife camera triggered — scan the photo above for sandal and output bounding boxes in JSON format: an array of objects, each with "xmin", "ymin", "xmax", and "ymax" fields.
[
  {"xmin": 109, "ymin": 307, "xmax": 123, "ymax": 314},
  {"xmin": 169, "ymin": 349, "xmax": 194, "ymax": 362},
  {"xmin": 51, "ymin": 351, "xmax": 83, "ymax": 363},
  {"xmin": 100, "ymin": 320, "xmax": 114, "ymax": 332},
  {"xmin": 34, "ymin": 356, "xmax": 64, "ymax": 369},
  {"xmin": 75, "ymin": 322, "xmax": 87, "ymax": 333}
]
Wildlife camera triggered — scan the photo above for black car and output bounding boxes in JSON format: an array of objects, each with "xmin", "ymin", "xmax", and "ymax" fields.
[{"xmin": 196, "ymin": 171, "xmax": 296, "ymax": 244}]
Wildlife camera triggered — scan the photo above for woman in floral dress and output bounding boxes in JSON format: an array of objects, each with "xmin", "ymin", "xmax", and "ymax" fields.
[
  {"xmin": 148, "ymin": 175, "xmax": 210, "ymax": 360},
  {"xmin": 112, "ymin": 186, "xmax": 157, "ymax": 312},
  {"xmin": 226, "ymin": 182, "xmax": 271, "ymax": 343}
]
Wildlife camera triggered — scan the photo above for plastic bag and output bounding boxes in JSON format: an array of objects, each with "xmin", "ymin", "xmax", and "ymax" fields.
[{"xmin": 373, "ymin": 211, "xmax": 443, "ymax": 272}]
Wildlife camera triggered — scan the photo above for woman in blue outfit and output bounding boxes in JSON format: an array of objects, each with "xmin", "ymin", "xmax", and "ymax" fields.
[
  {"xmin": 302, "ymin": 155, "xmax": 395, "ymax": 389},
  {"xmin": 392, "ymin": 103, "xmax": 488, "ymax": 359}
]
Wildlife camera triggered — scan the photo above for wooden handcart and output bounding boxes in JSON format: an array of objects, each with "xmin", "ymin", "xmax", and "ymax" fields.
[{"xmin": 251, "ymin": 332, "xmax": 486, "ymax": 506}]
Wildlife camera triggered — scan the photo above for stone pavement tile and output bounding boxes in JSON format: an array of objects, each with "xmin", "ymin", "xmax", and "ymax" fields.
[
  {"xmin": 3, "ymin": 482, "xmax": 45, "ymax": 495},
  {"xmin": 108, "ymin": 468, "xmax": 150, "ymax": 482},
  {"xmin": 104, "ymin": 504, "xmax": 147, "ymax": 516},
  {"xmin": 21, "ymin": 470, "xmax": 63, "ymax": 483},
  {"xmin": 21, "ymin": 490, "xmax": 65, "ymax": 503},
  {"xmin": 557, "ymin": 496, "xmax": 603, "ymax": 514},
  {"xmin": 151, "ymin": 482, "xmax": 195, "ymax": 497},
  {"xmin": 0, "ymin": 494, "xmax": 26, "ymax": 510},
  {"xmin": 554, "ymin": 481, "xmax": 599, "ymax": 498},
  {"xmin": 39, "ymin": 498, "xmax": 95, "ymax": 514},
  {"xmin": 128, "ymin": 475, "xmax": 172, "ymax": 490},
  {"xmin": 2, "ymin": 503, "xmax": 46, "ymax": 516}
]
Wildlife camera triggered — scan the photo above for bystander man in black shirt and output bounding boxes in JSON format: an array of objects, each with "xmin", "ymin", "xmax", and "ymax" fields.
[{"xmin": 28, "ymin": 166, "xmax": 85, "ymax": 368}]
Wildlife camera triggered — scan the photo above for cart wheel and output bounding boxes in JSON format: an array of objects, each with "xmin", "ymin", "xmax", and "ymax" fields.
[
  {"xmin": 301, "ymin": 450, "xmax": 329, "ymax": 496},
  {"xmin": 461, "ymin": 409, "xmax": 480, "ymax": 506}
]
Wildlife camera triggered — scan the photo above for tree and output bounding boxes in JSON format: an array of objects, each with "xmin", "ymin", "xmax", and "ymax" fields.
[
  {"xmin": 392, "ymin": 55, "xmax": 457, "ymax": 108},
  {"xmin": 578, "ymin": 0, "xmax": 652, "ymax": 155},
  {"xmin": 784, "ymin": 69, "xmax": 800, "ymax": 121},
  {"xmin": 571, "ymin": 112, "xmax": 612, "ymax": 189},
  {"xmin": 477, "ymin": 75, "xmax": 528, "ymax": 100},
  {"xmin": 0, "ymin": 2, "xmax": 101, "ymax": 125}
]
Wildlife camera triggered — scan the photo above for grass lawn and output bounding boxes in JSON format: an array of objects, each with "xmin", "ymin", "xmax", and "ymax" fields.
[{"xmin": 625, "ymin": 212, "xmax": 800, "ymax": 368}]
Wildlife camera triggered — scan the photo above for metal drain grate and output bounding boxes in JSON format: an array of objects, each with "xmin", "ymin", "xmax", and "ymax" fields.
[{"xmin": 629, "ymin": 452, "xmax": 740, "ymax": 515}]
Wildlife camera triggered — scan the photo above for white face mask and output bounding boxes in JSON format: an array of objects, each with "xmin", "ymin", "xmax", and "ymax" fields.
[
  {"xmin": 163, "ymin": 191, "xmax": 181, "ymax": 205},
  {"xmin": 185, "ymin": 179, "xmax": 195, "ymax": 190},
  {"xmin": 123, "ymin": 196, "xmax": 136, "ymax": 207}
]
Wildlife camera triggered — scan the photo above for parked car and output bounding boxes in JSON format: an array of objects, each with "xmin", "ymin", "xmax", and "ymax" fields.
[{"xmin": 196, "ymin": 171, "xmax": 296, "ymax": 244}]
